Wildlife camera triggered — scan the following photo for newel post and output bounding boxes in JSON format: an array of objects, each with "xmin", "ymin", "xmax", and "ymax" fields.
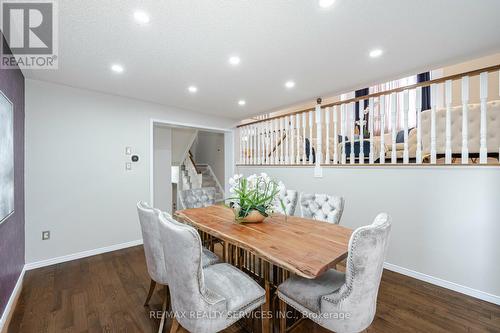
[{"xmin": 314, "ymin": 98, "xmax": 323, "ymax": 177}]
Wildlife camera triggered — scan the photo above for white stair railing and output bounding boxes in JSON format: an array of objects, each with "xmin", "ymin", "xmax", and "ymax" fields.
[
  {"xmin": 183, "ymin": 155, "xmax": 202, "ymax": 189},
  {"xmin": 237, "ymin": 64, "xmax": 500, "ymax": 167}
]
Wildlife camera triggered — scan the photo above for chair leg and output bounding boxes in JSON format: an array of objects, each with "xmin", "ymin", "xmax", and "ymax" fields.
[
  {"xmin": 144, "ymin": 279, "xmax": 157, "ymax": 306},
  {"xmin": 279, "ymin": 299, "xmax": 287, "ymax": 333},
  {"xmin": 158, "ymin": 286, "xmax": 170, "ymax": 333},
  {"xmin": 169, "ymin": 318, "xmax": 180, "ymax": 333}
]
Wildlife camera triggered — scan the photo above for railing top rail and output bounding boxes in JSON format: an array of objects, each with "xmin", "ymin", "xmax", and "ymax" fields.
[{"xmin": 237, "ymin": 63, "xmax": 500, "ymax": 128}]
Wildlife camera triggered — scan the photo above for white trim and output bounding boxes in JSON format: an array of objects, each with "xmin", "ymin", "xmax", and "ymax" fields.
[
  {"xmin": 384, "ymin": 262, "xmax": 500, "ymax": 306},
  {"xmin": 236, "ymin": 164, "xmax": 500, "ymax": 170},
  {"xmin": 24, "ymin": 239, "xmax": 143, "ymax": 271},
  {"xmin": 0, "ymin": 266, "xmax": 25, "ymax": 332}
]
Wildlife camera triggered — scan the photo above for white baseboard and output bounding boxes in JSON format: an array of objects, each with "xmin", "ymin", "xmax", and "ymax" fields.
[
  {"xmin": 25, "ymin": 239, "xmax": 143, "ymax": 271},
  {"xmin": 18, "ymin": 239, "xmax": 500, "ymax": 308},
  {"xmin": 384, "ymin": 262, "xmax": 500, "ymax": 306},
  {"xmin": 0, "ymin": 266, "xmax": 25, "ymax": 333}
]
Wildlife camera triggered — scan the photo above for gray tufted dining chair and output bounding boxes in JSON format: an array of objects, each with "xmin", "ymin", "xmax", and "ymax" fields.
[
  {"xmin": 300, "ymin": 193, "xmax": 345, "ymax": 224},
  {"xmin": 158, "ymin": 213, "xmax": 266, "ymax": 333},
  {"xmin": 277, "ymin": 213, "xmax": 391, "ymax": 333},
  {"xmin": 180, "ymin": 187, "xmax": 216, "ymax": 209},
  {"xmin": 273, "ymin": 189, "xmax": 298, "ymax": 215},
  {"xmin": 136, "ymin": 202, "xmax": 220, "ymax": 332}
]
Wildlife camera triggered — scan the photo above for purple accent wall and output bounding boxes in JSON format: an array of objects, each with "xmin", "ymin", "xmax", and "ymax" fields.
[{"xmin": 0, "ymin": 33, "xmax": 25, "ymax": 316}]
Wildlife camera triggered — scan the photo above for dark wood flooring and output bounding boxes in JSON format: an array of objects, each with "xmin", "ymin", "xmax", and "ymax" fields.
[{"xmin": 8, "ymin": 245, "xmax": 500, "ymax": 333}]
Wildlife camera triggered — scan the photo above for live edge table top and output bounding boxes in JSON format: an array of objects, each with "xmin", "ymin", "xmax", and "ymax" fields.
[{"xmin": 174, "ymin": 205, "xmax": 353, "ymax": 279}]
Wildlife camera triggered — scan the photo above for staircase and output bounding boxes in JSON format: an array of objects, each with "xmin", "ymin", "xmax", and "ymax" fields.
[
  {"xmin": 197, "ymin": 164, "xmax": 224, "ymax": 201},
  {"xmin": 180, "ymin": 152, "xmax": 224, "ymax": 202}
]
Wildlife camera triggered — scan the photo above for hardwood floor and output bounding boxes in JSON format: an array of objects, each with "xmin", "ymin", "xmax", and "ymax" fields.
[{"xmin": 8, "ymin": 246, "xmax": 500, "ymax": 333}]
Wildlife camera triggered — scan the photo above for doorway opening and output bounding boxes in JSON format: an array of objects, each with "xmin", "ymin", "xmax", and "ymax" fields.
[{"xmin": 151, "ymin": 121, "xmax": 232, "ymax": 214}]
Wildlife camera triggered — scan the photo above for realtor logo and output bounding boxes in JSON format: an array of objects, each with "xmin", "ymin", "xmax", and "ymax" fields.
[{"xmin": 1, "ymin": 0, "xmax": 58, "ymax": 69}]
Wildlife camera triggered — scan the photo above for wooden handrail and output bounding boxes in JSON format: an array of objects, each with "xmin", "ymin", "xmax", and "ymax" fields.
[
  {"xmin": 237, "ymin": 63, "xmax": 500, "ymax": 128},
  {"xmin": 268, "ymin": 133, "xmax": 286, "ymax": 157},
  {"xmin": 188, "ymin": 150, "xmax": 201, "ymax": 174}
]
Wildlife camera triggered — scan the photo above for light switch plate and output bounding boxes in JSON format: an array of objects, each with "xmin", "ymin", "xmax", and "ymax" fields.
[
  {"xmin": 125, "ymin": 146, "xmax": 132, "ymax": 155},
  {"xmin": 126, "ymin": 162, "xmax": 132, "ymax": 171},
  {"xmin": 42, "ymin": 231, "xmax": 50, "ymax": 240}
]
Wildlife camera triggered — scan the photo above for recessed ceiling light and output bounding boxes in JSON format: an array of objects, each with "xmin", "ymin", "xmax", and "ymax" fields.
[
  {"xmin": 133, "ymin": 10, "xmax": 150, "ymax": 24},
  {"xmin": 369, "ymin": 49, "xmax": 383, "ymax": 58},
  {"xmin": 238, "ymin": 100, "xmax": 246, "ymax": 106},
  {"xmin": 188, "ymin": 86, "xmax": 198, "ymax": 93},
  {"xmin": 229, "ymin": 56, "xmax": 241, "ymax": 66},
  {"xmin": 111, "ymin": 64, "xmax": 124, "ymax": 73},
  {"xmin": 319, "ymin": 0, "xmax": 336, "ymax": 8},
  {"xmin": 285, "ymin": 80, "xmax": 295, "ymax": 89}
]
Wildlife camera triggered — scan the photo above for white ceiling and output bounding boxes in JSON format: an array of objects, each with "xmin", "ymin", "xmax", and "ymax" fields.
[{"xmin": 23, "ymin": 0, "xmax": 500, "ymax": 119}]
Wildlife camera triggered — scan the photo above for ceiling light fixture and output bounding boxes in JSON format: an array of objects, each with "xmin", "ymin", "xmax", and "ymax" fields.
[
  {"xmin": 111, "ymin": 64, "xmax": 124, "ymax": 73},
  {"xmin": 319, "ymin": 0, "xmax": 336, "ymax": 9},
  {"xmin": 229, "ymin": 56, "xmax": 241, "ymax": 66},
  {"xmin": 238, "ymin": 100, "xmax": 246, "ymax": 106},
  {"xmin": 188, "ymin": 86, "xmax": 198, "ymax": 93},
  {"xmin": 133, "ymin": 10, "xmax": 150, "ymax": 24},
  {"xmin": 369, "ymin": 48, "xmax": 383, "ymax": 58},
  {"xmin": 285, "ymin": 80, "xmax": 295, "ymax": 89}
]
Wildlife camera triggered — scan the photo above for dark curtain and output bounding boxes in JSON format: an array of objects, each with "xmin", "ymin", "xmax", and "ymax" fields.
[{"xmin": 417, "ymin": 72, "xmax": 431, "ymax": 111}]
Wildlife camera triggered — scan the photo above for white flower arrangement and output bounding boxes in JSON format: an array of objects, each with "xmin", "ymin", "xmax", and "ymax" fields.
[{"xmin": 227, "ymin": 173, "xmax": 286, "ymax": 221}]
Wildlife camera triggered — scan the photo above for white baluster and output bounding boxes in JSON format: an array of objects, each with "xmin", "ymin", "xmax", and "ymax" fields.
[
  {"xmin": 379, "ymin": 95, "xmax": 386, "ymax": 164},
  {"xmin": 368, "ymin": 98, "xmax": 374, "ymax": 164},
  {"xmin": 333, "ymin": 106, "xmax": 338, "ymax": 164},
  {"xmin": 350, "ymin": 102, "xmax": 355, "ymax": 164},
  {"xmin": 266, "ymin": 121, "xmax": 271, "ymax": 164},
  {"xmin": 309, "ymin": 111, "xmax": 313, "ymax": 164},
  {"xmin": 262, "ymin": 122, "xmax": 267, "ymax": 164},
  {"xmin": 251, "ymin": 125, "xmax": 255, "ymax": 164},
  {"xmin": 358, "ymin": 99, "xmax": 364, "ymax": 164},
  {"xmin": 341, "ymin": 104, "xmax": 346, "ymax": 164},
  {"xmin": 279, "ymin": 118, "xmax": 284, "ymax": 164},
  {"xmin": 415, "ymin": 87, "xmax": 422, "ymax": 164},
  {"xmin": 295, "ymin": 114, "xmax": 300, "ymax": 164},
  {"xmin": 430, "ymin": 84, "xmax": 437, "ymax": 164},
  {"xmin": 316, "ymin": 101, "xmax": 323, "ymax": 166},
  {"xmin": 461, "ymin": 76, "xmax": 469, "ymax": 164},
  {"xmin": 403, "ymin": 90, "xmax": 410, "ymax": 164},
  {"xmin": 264, "ymin": 121, "xmax": 269, "ymax": 164},
  {"xmin": 269, "ymin": 119, "xmax": 276, "ymax": 164},
  {"xmin": 254, "ymin": 124, "xmax": 260, "ymax": 164},
  {"xmin": 445, "ymin": 80, "xmax": 452, "ymax": 164},
  {"xmin": 479, "ymin": 72, "xmax": 488, "ymax": 164},
  {"xmin": 245, "ymin": 126, "xmax": 250, "ymax": 164},
  {"xmin": 302, "ymin": 113, "xmax": 306, "ymax": 164},
  {"xmin": 290, "ymin": 115, "xmax": 295, "ymax": 164},
  {"xmin": 284, "ymin": 116, "xmax": 289, "ymax": 164},
  {"xmin": 239, "ymin": 127, "xmax": 243, "ymax": 164},
  {"xmin": 325, "ymin": 107, "xmax": 331, "ymax": 164},
  {"xmin": 276, "ymin": 118, "xmax": 281, "ymax": 164},
  {"xmin": 390, "ymin": 93, "xmax": 397, "ymax": 164}
]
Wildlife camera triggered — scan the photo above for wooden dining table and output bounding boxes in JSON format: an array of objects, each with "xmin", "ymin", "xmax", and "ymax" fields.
[{"xmin": 174, "ymin": 205, "xmax": 353, "ymax": 333}]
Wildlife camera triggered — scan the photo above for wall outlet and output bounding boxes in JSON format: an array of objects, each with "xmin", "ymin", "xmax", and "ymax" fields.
[
  {"xmin": 126, "ymin": 162, "xmax": 132, "ymax": 171},
  {"xmin": 42, "ymin": 231, "xmax": 50, "ymax": 240}
]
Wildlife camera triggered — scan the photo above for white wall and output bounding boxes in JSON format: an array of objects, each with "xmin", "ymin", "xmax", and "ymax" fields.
[
  {"xmin": 171, "ymin": 127, "xmax": 197, "ymax": 165},
  {"xmin": 153, "ymin": 126, "xmax": 172, "ymax": 213},
  {"xmin": 237, "ymin": 165, "xmax": 500, "ymax": 304},
  {"xmin": 25, "ymin": 79, "xmax": 234, "ymax": 264}
]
